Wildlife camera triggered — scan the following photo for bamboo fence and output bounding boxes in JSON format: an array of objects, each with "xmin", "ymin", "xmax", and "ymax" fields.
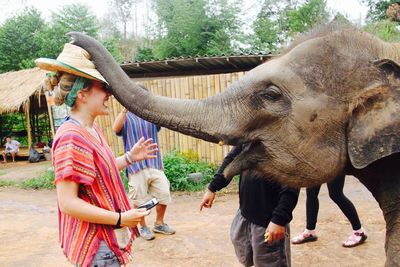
[{"xmin": 96, "ymin": 72, "xmax": 245, "ymax": 164}]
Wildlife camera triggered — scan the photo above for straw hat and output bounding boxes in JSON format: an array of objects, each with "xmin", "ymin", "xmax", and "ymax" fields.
[{"xmin": 35, "ymin": 43, "xmax": 108, "ymax": 84}]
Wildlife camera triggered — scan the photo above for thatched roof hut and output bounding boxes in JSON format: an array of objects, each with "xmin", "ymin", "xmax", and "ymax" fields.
[
  {"xmin": 0, "ymin": 68, "xmax": 52, "ymax": 150},
  {"xmin": 0, "ymin": 68, "xmax": 47, "ymax": 114}
]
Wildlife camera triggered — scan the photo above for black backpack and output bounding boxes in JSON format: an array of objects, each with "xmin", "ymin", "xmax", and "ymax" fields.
[{"xmin": 28, "ymin": 146, "xmax": 41, "ymax": 163}]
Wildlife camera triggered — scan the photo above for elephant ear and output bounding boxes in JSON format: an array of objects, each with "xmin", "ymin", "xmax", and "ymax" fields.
[{"xmin": 348, "ymin": 59, "xmax": 400, "ymax": 169}]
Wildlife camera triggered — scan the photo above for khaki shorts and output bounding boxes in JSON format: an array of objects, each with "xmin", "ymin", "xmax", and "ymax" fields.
[{"xmin": 127, "ymin": 168, "xmax": 171, "ymax": 206}]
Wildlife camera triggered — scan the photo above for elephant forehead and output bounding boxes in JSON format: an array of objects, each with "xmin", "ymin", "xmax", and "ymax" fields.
[
  {"xmin": 249, "ymin": 56, "xmax": 293, "ymax": 77},
  {"xmin": 284, "ymin": 36, "xmax": 377, "ymax": 97},
  {"xmin": 248, "ymin": 54, "xmax": 307, "ymax": 93}
]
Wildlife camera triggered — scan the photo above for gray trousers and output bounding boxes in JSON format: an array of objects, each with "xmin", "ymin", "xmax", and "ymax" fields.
[
  {"xmin": 230, "ymin": 210, "xmax": 291, "ymax": 267},
  {"xmin": 90, "ymin": 241, "xmax": 120, "ymax": 267}
]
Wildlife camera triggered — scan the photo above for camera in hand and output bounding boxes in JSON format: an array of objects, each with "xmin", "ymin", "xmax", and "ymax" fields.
[{"xmin": 138, "ymin": 198, "xmax": 159, "ymax": 210}]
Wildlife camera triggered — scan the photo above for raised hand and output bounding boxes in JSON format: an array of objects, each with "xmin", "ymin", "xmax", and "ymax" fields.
[{"xmin": 128, "ymin": 137, "xmax": 158, "ymax": 162}]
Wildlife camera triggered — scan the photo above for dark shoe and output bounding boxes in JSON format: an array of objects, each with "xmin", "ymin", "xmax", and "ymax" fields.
[
  {"xmin": 139, "ymin": 226, "xmax": 155, "ymax": 241},
  {"xmin": 342, "ymin": 231, "xmax": 367, "ymax": 248},
  {"xmin": 153, "ymin": 223, "xmax": 176, "ymax": 235},
  {"xmin": 292, "ymin": 231, "xmax": 318, "ymax": 244}
]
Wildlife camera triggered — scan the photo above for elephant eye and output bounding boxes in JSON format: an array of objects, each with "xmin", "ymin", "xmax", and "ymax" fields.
[{"xmin": 261, "ymin": 85, "xmax": 282, "ymax": 101}]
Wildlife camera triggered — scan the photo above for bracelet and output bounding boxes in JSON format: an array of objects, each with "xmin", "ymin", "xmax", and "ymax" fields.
[
  {"xmin": 115, "ymin": 210, "xmax": 121, "ymax": 228},
  {"xmin": 124, "ymin": 152, "xmax": 133, "ymax": 165}
]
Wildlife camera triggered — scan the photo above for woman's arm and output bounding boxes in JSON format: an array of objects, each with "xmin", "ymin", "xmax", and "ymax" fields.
[{"xmin": 57, "ymin": 180, "xmax": 150, "ymax": 227}]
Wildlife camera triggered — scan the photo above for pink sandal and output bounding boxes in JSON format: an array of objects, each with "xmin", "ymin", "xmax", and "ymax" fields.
[
  {"xmin": 342, "ymin": 231, "xmax": 367, "ymax": 248},
  {"xmin": 292, "ymin": 231, "xmax": 318, "ymax": 244}
]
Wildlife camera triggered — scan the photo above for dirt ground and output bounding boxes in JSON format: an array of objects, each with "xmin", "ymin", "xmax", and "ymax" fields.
[
  {"xmin": 0, "ymin": 161, "xmax": 52, "ymax": 182},
  {"xmin": 0, "ymin": 161, "xmax": 386, "ymax": 267}
]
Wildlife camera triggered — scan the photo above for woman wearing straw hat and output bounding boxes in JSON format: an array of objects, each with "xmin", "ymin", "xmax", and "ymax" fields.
[{"xmin": 35, "ymin": 43, "xmax": 158, "ymax": 267}]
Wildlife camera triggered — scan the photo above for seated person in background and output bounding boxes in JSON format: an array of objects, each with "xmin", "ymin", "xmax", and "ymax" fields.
[{"xmin": 1, "ymin": 136, "xmax": 20, "ymax": 163}]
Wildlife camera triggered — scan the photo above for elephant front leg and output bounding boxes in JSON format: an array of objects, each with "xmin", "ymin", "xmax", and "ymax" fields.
[
  {"xmin": 382, "ymin": 203, "xmax": 400, "ymax": 267},
  {"xmin": 358, "ymin": 174, "xmax": 400, "ymax": 267}
]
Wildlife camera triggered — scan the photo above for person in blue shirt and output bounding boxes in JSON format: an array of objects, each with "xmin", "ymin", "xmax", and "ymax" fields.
[{"xmin": 113, "ymin": 108, "xmax": 175, "ymax": 241}]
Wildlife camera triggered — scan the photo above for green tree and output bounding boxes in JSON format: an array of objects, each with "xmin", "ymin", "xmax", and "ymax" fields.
[
  {"xmin": 363, "ymin": 19, "xmax": 400, "ymax": 42},
  {"xmin": 36, "ymin": 3, "xmax": 101, "ymax": 60},
  {"xmin": 49, "ymin": 3, "xmax": 123, "ymax": 62},
  {"xmin": 0, "ymin": 4, "xmax": 123, "ymax": 73},
  {"xmin": 108, "ymin": 0, "xmax": 134, "ymax": 40},
  {"xmin": 51, "ymin": 3, "xmax": 100, "ymax": 38},
  {"xmin": 0, "ymin": 8, "xmax": 46, "ymax": 72},
  {"xmin": 252, "ymin": 0, "xmax": 289, "ymax": 52},
  {"xmin": 361, "ymin": 0, "xmax": 400, "ymax": 42},
  {"xmin": 135, "ymin": 47, "xmax": 155, "ymax": 61},
  {"xmin": 202, "ymin": 0, "xmax": 242, "ymax": 55},
  {"xmin": 286, "ymin": 0, "xmax": 328, "ymax": 35},
  {"xmin": 150, "ymin": 0, "xmax": 242, "ymax": 59},
  {"xmin": 43, "ymin": 3, "xmax": 100, "ymax": 55},
  {"xmin": 251, "ymin": 0, "xmax": 328, "ymax": 52},
  {"xmin": 102, "ymin": 37, "xmax": 123, "ymax": 63},
  {"xmin": 103, "ymin": 0, "xmax": 150, "ymax": 61},
  {"xmin": 361, "ymin": 0, "xmax": 399, "ymax": 22},
  {"xmin": 152, "ymin": 0, "xmax": 208, "ymax": 58}
]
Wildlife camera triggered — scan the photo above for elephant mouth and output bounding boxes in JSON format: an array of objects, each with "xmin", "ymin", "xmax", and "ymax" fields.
[{"xmin": 223, "ymin": 140, "xmax": 267, "ymax": 180}]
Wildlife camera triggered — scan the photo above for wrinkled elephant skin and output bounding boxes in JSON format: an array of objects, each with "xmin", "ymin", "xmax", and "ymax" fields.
[{"xmin": 69, "ymin": 22, "xmax": 400, "ymax": 266}]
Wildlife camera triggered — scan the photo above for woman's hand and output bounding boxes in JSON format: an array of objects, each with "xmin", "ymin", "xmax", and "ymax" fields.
[
  {"xmin": 128, "ymin": 137, "xmax": 158, "ymax": 162},
  {"xmin": 121, "ymin": 208, "xmax": 151, "ymax": 227}
]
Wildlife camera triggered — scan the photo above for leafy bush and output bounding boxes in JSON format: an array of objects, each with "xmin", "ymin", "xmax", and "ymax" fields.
[
  {"xmin": 0, "ymin": 180, "xmax": 17, "ymax": 187},
  {"xmin": 135, "ymin": 47, "xmax": 155, "ymax": 62},
  {"xmin": 14, "ymin": 169, "xmax": 129, "ymax": 191},
  {"xmin": 19, "ymin": 170, "xmax": 55, "ymax": 189},
  {"xmin": 163, "ymin": 150, "xmax": 218, "ymax": 192},
  {"xmin": 120, "ymin": 170, "xmax": 129, "ymax": 192},
  {"xmin": 363, "ymin": 20, "xmax": 400, "ymax": 42}
]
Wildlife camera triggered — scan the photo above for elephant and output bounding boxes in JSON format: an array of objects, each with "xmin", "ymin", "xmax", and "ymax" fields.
[{"xmin": 68, "ymin": 21, "xmax": 400, "ymax": 266}]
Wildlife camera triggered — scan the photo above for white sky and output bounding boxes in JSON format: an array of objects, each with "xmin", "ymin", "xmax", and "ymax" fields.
[
  {"xmin": 0, "ymin": 0, "xmax": 369, "ymax": 27},
  {"xmin": 327, "ymin": 0, "xmax": 368, "ymax": 24}
]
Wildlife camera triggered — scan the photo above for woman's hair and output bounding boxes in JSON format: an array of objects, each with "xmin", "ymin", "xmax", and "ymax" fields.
[{"xmin": 51, "ymin": 72, "xmax": 92, "ymax": 106}]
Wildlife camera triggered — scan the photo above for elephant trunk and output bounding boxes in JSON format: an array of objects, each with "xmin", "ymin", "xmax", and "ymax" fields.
[{"xmin": 68, "ymin": 32, "xmax": 246, "ymax": 145}]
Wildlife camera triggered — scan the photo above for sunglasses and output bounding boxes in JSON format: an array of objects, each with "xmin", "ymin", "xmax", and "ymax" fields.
[
  {"xmin": 98, "ymin": 82, "xmax": 112, "ymax": 93},
  {"xmin": 105, "ymin": 84, "xmax": 113, "ymax": 93}
]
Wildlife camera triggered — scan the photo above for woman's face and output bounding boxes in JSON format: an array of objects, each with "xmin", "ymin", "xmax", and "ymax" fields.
[{"xmin": 82, "ymin": 81, "xmax": 111, "ymax": 116}]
